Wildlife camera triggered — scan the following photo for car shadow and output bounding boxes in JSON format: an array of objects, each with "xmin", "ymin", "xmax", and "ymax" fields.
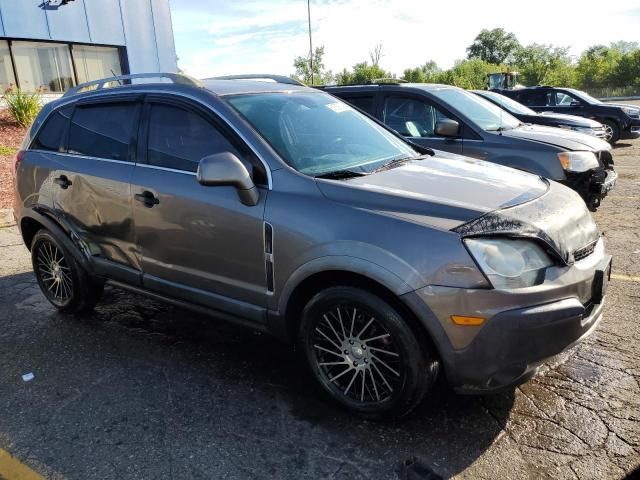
[
  {"xmin": 0, "ymin": 278, "xmax": 515, "ymax": 479},
  {"xmin": 612, "ymin": 142, "xmax": 632, "ymax": 149}
]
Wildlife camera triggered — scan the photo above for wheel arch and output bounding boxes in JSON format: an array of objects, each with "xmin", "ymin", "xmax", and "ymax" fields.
[
  {"xmin": 19, "ymin": 208, "xmax": 92, "ymax": 272},
  {"xmin": 280, "ymin": 269, "xmax": 441, "ymax": 363}
]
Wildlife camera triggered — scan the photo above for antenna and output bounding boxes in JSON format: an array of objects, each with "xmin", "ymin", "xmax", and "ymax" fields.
[{"xmin": 307, "ymin": 0, "xmax": 313, "ymax": 85}]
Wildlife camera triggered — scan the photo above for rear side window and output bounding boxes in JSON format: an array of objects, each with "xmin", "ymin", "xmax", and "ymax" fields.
[
  {"xmin": 31, "ymin": 107, "xmax": 72, "ymax": 152},
  {"xmin": 146, "ymin": 104, "xmax": 243, "ymax": 173},
  {"xmin": 68, "ymin": 103, "xmax": 138, "ymax": 161},
  {"xmin": 518, "ymin": 91, "xmax": 546, "ymax": 107},
  {"xmin": 342, "ymin": 96, "xmax": 375, "ymax": 115}
]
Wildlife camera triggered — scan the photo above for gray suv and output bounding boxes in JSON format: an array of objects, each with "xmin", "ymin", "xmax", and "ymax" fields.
[
  {"xmin": 324, "ymin": 83, "xmax": 617, "ymax": 211},
  {"xmin": 14, "ymin": 73, "xmax": 612, "ymax": 418}
]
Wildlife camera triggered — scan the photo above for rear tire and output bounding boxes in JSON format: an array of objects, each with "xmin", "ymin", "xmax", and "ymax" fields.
[
  {"xmin": 31, "ymin": 229, "xmax": 103, "ymax": 314},
  {"xmin": 298, "ymin": 286, "xmax": 438, "ymax": 419},
  {"xmin": 602, "ymin": 119, "xmax": 620, "ymax": 144}
]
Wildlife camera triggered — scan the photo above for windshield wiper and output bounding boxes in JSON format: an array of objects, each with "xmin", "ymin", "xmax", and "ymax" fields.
[
  {"xmin": 373, "ymin": 153, "xmax": 430, "ymax": 173},
  {"xmin": 315, "ymin": 170, "xmax": 368, "ymax": 180}
]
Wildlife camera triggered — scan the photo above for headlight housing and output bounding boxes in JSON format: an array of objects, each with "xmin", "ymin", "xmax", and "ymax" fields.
[
  {"xmin": 557, "ymin": 151, "xmax": 599, "ymax": 172},
  {"xmin": 622, "ymin": 107, "xmax": 639, "ymax": 118},
  {"xmin": 465, "ymin": 238, "xmax": 554, "ymax": 289}
]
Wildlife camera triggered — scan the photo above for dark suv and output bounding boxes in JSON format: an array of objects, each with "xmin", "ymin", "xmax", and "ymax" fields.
[
  {"xmin": 14, "ymin": 73, "xmax": 611, "ymax": 418},
  {"xmin": 494, "ymin": 86, "xmax": 640, "ymax": 144},
  {"xmin": 323, "ymin": 83, "xmax": 616, "ymax": 211}
]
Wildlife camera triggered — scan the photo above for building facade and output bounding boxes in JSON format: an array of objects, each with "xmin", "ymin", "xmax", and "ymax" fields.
[{"xmin": 0, "ymin": 0, "xmax": 177, "ymax": 93}]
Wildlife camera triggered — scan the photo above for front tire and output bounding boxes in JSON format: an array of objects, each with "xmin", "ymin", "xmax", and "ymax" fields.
[
  {"xmin": 298, "ymin": 286, "xmax": 438, "ymax": 418},
  {"xmin": 602, "ymin": 119, "xmax": 620, "ymax": 144},
  {"xmin": 31, "ymin": 229, "xmax": 103, "ymax": 314}
]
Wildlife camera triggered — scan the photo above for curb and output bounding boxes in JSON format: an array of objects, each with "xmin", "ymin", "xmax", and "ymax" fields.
[{"xmin": 0, "ymin": 209, "xmax": 16, "ymax": 228}]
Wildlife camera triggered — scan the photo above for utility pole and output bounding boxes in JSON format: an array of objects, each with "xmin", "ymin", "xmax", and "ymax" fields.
[{"xmin": 307, "ymin": 0, "xmax": 313, "ymax": 85}]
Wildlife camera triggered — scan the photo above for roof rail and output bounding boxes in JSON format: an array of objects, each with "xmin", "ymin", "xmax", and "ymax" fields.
[
  {"xmin": 370, "ymin": 78, "xmax": 408, "ymax": 84},
  {"xmin": 63, "ymin": 73, "xmax": 203, "ymax": 97},
  {"xmin": 207, "ymin": 74, "xmax": 305, "ymax": 86}
]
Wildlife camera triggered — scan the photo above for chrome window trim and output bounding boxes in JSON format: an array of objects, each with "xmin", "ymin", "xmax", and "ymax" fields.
[
  {"xmin": 29, "ymin": 149, "xmax": 134, "ymax": 165},
  {"xmin": 134, "ymin": 163, "xmax": 197, "ymax": 176},
  {"xmin": 47, "ymin": 89, "xmax": 274, "ymax": 189}
]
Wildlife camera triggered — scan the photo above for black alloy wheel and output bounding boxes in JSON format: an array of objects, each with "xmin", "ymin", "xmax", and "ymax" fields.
[
  {"xmin": 31, "ymin": 229, "xmax": 104, "ymax": 313},
  {"xmin": 300, "ymin": 286, "xmax": 438, "ymax": 418}
]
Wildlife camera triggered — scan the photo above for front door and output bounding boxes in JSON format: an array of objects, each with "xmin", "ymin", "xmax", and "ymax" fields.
[
  {"xmin": 131, "ymin": 97, "xmax": 268, "ymax": 318},
  {"xmin": 381, "ymin": 94, "xmax": 464, "ymax": 154}
]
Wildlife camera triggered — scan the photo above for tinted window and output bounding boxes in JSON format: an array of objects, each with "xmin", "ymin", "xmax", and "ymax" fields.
[
  {"xmin": 554, "ymin": 91, "xmax": 580, "ymax": 106},
  {"xmin": 518, "ymin": 91, "xmax": 546, "ymax": 107},
  {"xmin": 68, "ymin": 103, "xmax": 138, "ymax": 161},
  {"xmin": 147, "ymin": 104, "xmax": 243, "ymax": 173},
  {"xmin": 342, "ymin": 96, "xmax": 375, "ymax": 115},
  {"xmin": 31, "ymin": 107, "xmax": 72, "ymax": 152},
  {"xmin": 383, "ymin": 97, "xmax": 456, "ymax": 137}
]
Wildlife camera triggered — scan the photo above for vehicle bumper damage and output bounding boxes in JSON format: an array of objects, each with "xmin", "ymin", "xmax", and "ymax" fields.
[
  {"xmin": 403, "ymin": 181, "xmax": 611, "ymax": 392},
  {"xmin": 562, "ymin": 150, "xmax": 616, "ymax": 211}
]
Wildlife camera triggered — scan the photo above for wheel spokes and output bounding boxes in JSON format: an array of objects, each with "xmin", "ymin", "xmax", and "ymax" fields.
[{"xmin": 312, "ymin": 304, "xmax": 401, "ymax": 404}]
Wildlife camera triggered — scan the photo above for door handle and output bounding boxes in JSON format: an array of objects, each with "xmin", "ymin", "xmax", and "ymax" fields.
[
  {"xmin": 54, "ymin": 175, "xmax": 72, "ymax": 189},
  {"xmin": 134, "ymin": 191, "xmax": 160, "ymax": 208}
]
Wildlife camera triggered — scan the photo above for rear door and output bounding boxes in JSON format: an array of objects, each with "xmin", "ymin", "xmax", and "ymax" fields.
[
  {"xmin": 53, "ymin": 96, "xmax": 142, "ymax": 279},
  {"xmin": 131, "ymin": 95, "xmax": 269, "ymax": 318},
  {"xmin": 380, "ymin": 93, "xmax": 464, "ymax": 154}
]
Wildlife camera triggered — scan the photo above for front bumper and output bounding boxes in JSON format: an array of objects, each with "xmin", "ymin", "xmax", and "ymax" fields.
[
  {"xmin": 564, "ymin": 167, "xmax": 617, "ymax": 211},
  {"xmin": 621, "ymin": 120, "xmax": 640, "ymax": 139},
  {"xmin": 402, "ymin": 245, "xmax": 611, "ymax": 393}
]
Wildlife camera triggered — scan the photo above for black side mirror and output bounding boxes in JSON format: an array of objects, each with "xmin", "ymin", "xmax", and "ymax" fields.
[
  {"xmin": 435, "ymin": 119, "xmax": 460, "ymax": 138},
  {"xmin": 197, "ymin": 152, "xmax": 259, "ymax": 206}
]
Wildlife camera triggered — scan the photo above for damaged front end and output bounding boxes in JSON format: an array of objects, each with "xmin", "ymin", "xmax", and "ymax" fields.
[
  {"xmin": 453, "ymin": 180, "xmax": 601, "ymax": 265},
  {"xmin": 564, "ymin": 150, "xmax": 617, "ymax": 212}
]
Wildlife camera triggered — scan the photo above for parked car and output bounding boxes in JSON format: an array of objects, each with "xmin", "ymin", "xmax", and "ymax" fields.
[
  {"xmin": 14, "ymin": 73, "xmax": 611, "ymax": 418},
  {"xmin": 473, "ymin": 90, "xmax": 607, "ymax": 139},
  {"xmin": 493, "ymin": 86, "xmax": 640, "ymax": 144},
  {"xmin": 324, "ymin": 82, "xmax": 616, "ymax": 211}
]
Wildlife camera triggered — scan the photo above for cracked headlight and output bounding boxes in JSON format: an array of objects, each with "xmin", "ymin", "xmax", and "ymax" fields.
[
  {"xmin": 557, "ymin": 151, "xmax": 599, "ymax": 172},
  {"xmin": 465, "ymin": 238, "xmax": 554, "ymax": 289}
]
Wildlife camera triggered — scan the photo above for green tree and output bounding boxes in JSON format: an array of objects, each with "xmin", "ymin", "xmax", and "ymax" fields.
[
  {"xmin": 466, "ymin": 28, "xmax": 521, "ymax": 65},
  {"xmin": 575, "ymin": 45, "xmax": 621, "ymax": 88},
  {"xmin": 446, "ymin": 58, "xmax": 502, "ymax": 89},
  {"xmin": 514, "ymin": 44, "xmax": 572, "ymax": 86},
  {"xmin": 335, "ymin": 62, "xmax": 391, "ymax": 85},
  {"xmin": 402, "ymin": 61, "xmax": 441, "ymax": 83},
  {"xmin": 293, "ymin": 45, "xmax": 334, "ymax": 85}
]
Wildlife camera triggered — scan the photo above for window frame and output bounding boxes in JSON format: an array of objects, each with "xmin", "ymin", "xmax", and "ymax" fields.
[
  {"xmin": 138, "ymin": 94, "xmax": 269, "ymax": 186},
  {"xmin": 66, "ymin": 95, "xmax": 143, "ymax": 163}
]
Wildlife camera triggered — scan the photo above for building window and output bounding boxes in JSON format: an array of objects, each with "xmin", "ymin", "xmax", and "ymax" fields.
[
  {"xmin": 0, "ymin": 41, "xmax": 16, "ymax": 91},
  {"xmin": 72, "ymin": 45, "xmax": 122, "ymax": 84},
  {"xmin": 11, "ymin": 41, "xmax": 75, "ymax": 92}
]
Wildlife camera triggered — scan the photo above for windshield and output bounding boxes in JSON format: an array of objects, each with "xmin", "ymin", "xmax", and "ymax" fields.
[
  {"xmin": 567, "ymin": 89, "xmax": 602, "ymax": 105},
  {"xmin": 476, "ymin": 91, "xmax": 537, "ymax": 116},
  {"xmin": 432, "ymin": 88, "xmax": 521, "ymax": 131},
  {"xmin": 226, "ymin": 92, "xmax": 417, "ymax": 176}
]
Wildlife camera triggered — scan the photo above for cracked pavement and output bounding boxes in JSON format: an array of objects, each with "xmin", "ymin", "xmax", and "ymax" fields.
[{"xmin": 0, "ymin": 135, "xmax": 639, "ymax": 479}]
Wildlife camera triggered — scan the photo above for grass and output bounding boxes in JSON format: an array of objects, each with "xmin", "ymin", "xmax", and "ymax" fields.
[{"xmin": 0, "ymin": 146, "xmax": 18, "ymax": 156}]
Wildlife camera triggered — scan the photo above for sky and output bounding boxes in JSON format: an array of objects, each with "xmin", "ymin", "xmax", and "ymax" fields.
[{"xmin": 170, "ymin": 0, "xmax": 640, "ymax": 79}]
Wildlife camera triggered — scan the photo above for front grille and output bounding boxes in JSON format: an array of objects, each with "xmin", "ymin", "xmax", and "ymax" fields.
[{"xmin": 573, "ymin": 241, "xmax": 597, "ymax": 262}]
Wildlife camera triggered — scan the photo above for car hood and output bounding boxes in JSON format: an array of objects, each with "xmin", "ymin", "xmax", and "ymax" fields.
[
  {"xmin": 454, "ymin": 180, "xmax": 600, "ymax": 264},
  {"xmin": 502, "ymin": 124, "xmax": 611, "ymax": 151},
  {"xmin": 538, "ymin": 112, "xmax": 602, "ymax": 128},
  {"xmin": 316, "ymin": 150, "xmax": 549, "ymax": 230},
  {"xmin": 602, "ymin": 102, "xmax": 640, "ymax": 112}
]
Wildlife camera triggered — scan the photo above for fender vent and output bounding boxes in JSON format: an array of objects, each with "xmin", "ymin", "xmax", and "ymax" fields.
[
  {"xmin": 264, "ymin": 222, "xmax": 274, "ymax": 292},
  {"xmin": 573, "ymin": 240, "xmax": 597, "ymax": 262}
]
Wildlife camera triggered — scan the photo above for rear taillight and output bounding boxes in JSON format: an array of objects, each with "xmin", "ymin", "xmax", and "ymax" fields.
[{"xmin": 13, "ymin": 150, "xmax": 25, "ymax": 175}]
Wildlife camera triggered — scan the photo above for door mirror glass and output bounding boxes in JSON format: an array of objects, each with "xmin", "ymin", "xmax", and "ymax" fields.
[
  {"xmin": 435, "ymin": 119, "xmax": 460, "ymax": 137},
  {"xmin": 197, "ymin": 152, "xmax": 259, "ymax": 206}
]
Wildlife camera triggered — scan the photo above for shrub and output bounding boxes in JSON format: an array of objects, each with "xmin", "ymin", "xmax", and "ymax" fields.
[{"xmin": 2, "ymin": 86, "xmax": 42, "ymax": 127}]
